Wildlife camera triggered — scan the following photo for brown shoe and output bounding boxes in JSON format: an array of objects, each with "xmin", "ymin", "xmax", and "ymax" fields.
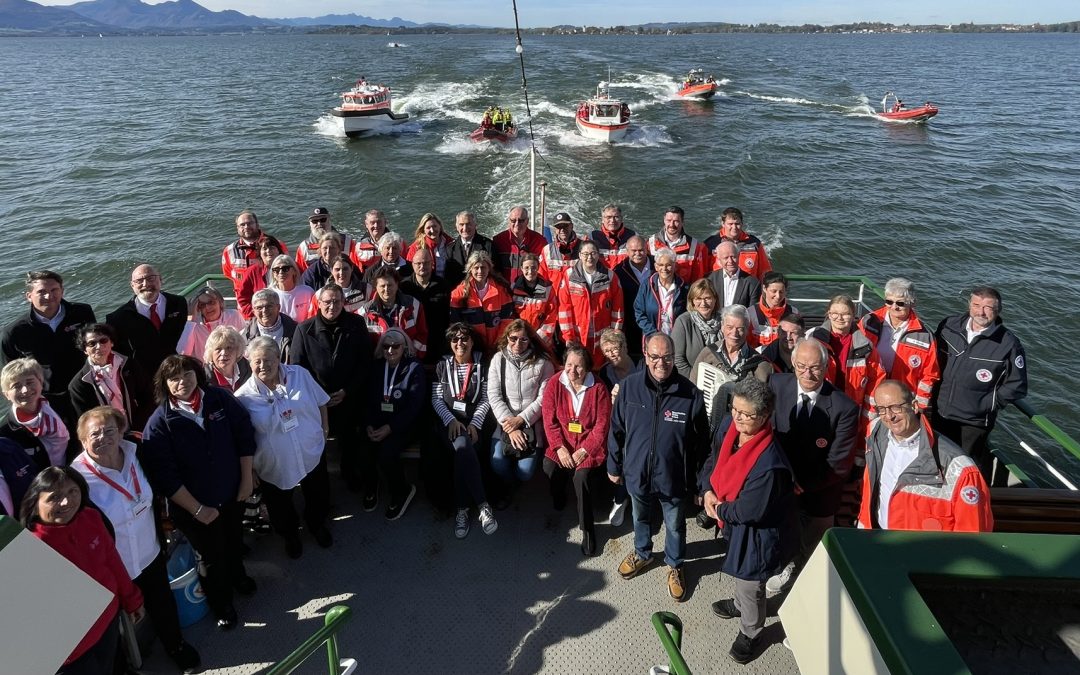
[
  {"xmin": 618, "ymin": 552, "xmax": 655, "ymax": 579},
  {"xmin": 667, "ymin": 566, "xmax": 686, "ymax": 602}
]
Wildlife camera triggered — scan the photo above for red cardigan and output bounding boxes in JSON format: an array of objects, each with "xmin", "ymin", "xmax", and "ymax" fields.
[
  {"xmin": 541, "ymin": 371, "xmax": 612, "ymax": 469},
  {"xmin": 31, "ymin": 508, "xmax": 143, "ymax": 665}
]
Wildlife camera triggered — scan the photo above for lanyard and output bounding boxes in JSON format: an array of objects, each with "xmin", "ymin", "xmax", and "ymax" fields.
[
  {"xmin": 383, "ymin": 361, "xmax": 401, "ymax": 401},
  {"xmin": 446, "ymin": 360, "xmax": 474, "ymax": 401},
  {"xmin": 80, "ymin": 458, "xmax": 142, "ymax": 502},
  {"xmin": 657, "ymin": 281, "xmax": 675, "ymax": 323}
]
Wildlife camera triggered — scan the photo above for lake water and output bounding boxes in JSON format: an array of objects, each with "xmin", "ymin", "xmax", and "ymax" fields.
[{"xmin": 1, "ymin": 32, "xmax": 1078, "ymax": 467}]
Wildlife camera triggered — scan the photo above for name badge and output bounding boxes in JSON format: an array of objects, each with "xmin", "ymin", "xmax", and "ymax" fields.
[
  {"xmin": 453, "ymin": 400, "xmax": 467, "ymax": 413},
  {"xmin": 281, "ymin": 409, "xmax": 299, "ymax": 433},
  {"xmin": 132, "ymin": 501, "xmax": 150, "ymax": 519},
  {"xmin": 568, "ymin": 421, "xmax": 583, "ymax": 434},
  {"xmin": 381, "ymin": 403, "xmax": 395, "ymax": 412}
]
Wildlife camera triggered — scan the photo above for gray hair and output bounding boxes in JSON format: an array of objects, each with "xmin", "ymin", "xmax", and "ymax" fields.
[
  {"xmin": 883, "ymin": 277, "xmax": 916, "ymax": 304},
  {"xmin": 509, "ymin": 205, "xmax": 529, "ymax": 219},
  {"xmin": 732, "ymin": 378, "xmax": 775, "ymax": 417},
  {"xmin": 375, "ymin": 327, "xmax": 415, "ymax": 358},
  {"xmin": 318, "ymin": 232, "xmax": 344, "ymax": 248},
  {"xmin": 188, "ymin": 285, "xmax": 226, "ymax": 318},
  {"xmin": 715, "ymin": 239, "xmax": 738, "ymax": 257},
  {"xmin": 602, "ymin": 204, "xmax": 622, "ymax": 217},
  {"xmin": 599, "ymin": 328, "xmax": 627, "ymax": 350},
  {"xmin": 204, "ymin": 326, "xmax": 246, "ymax": 364},
  {"xmin": 251, "ymin": 288, "xmax": 280, "ymax": 307},
  {"xmin": 653, "ymin": 248, "xmax": 676, "ymax": 266},
  {"xmin": 245, "ymin": 335, "xmax": 280, "ymax": 362},
  {"xmin": 645, "ymin": 332, "xmax": 674, "ymax": 353},
  {"xmin": 794, "ymin": 337, "xmax": 829, "ymax": 365},
  {"xmin": 377, "ymin": 231, "xmax": 404, "ymax": 250},
  {"xmin": 720, "ymin": 303, "xmax": 750, "ymax": 327}
]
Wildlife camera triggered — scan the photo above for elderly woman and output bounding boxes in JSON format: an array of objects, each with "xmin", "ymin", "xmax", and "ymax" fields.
[
  {"xmin": 300, "ymin": 232, "xmax": 348, "ymax": 291},
  {"xmin": 140, "ymin": 354, "xmax": 256, "ymax": 631},
  {"xmin": 634, "ymin": 248, "xmax": 687, "ymax": 340},
  {"xmin": 596, "ymin": 328, "xmax": 639, "ymax": 526},
  {"xmin": 267, "ymin": 254, "xmax": 316, "ymax": 323},
  {"xmin": 700, "ymin": 378, "xmax": 798, "ymax": 665},
  {"xmin": 243, "ymin": 288, "xmax": 298, "ymax": 362},
  {"xmin": 72, "ymin": 407, "xmax": 200, "ymax": 672},
  {"xmin": 235, "ymin": 337, "xmax": 332, "ymax": 558},
  {"xmin": 512, "ymin": 252, "xmax": 558, "ymax": 348},
  {"xmin": 2, "ymin": 357, "xmax": 70, "ymax": 466},
  {"xmin": 748, "ymin": 271, "xmax": 799, "ymax": 349},
  {"xmin": 177, "ymin": 286, "xmax": 245, "ymax": 360},
  {"xmin": 237, "ymin": 235, "xmax": 286, "ymax": 320},
  {"xmin": 363, "ymin": 231, "xmax": 410, "ymax": 284},
  {"xmin": 432, "ymin": 323, "xmax": 496, "ymax": 539},
  {"xmin": 407, "ymin": 212, "xmax": 454, "ymax": 278},
  {"xmin": 365, "ymin": 328, "xmax": 426, "ymax": 521},
  {"xmin": 690, "ymin": 305, "xmax": 772, "ymax": 423},
  {"xmin": 21, "ymin": 466, "xmax": 145, "ymax": 674},
  {"xmin": 359, "ymin": 267, "xmax": 429, "ymax": 361},
  {"xmin": 487, "ymin": 319, "xmax": 556, "ymax": 503},
  {"xmin": 69, "ymin": 322, "xmax": 154, "ymax": 436},
  {"xmin": 671, "ymin": 278, "xmax": 722, "ymax": 378},
  {"xmin": 202, "ymin": 325, "xmax": 251, "ymax": 392},
  {"xmin": 806, "ymin": 294, "xmax": 885, "ymax": 440},
  {"xmin": 450, "ymin": 250, "xmax": 515, "ymax": 354},
  {"xmin": 542, "ymin": 344, "xmax": 611, "ymax": 557}
]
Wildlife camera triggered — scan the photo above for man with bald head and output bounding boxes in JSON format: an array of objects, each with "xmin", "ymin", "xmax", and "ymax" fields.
[
  {"xmin": 612, "ymin": 234, "xmax": 652, "ymax": 359},
  {"xmin": 706, "ymin": 240, "xmax": 761, "ymax": 308},
  {"xmin": 106, "ymin": 264, "xmax": 188, "ymax": 376},
  {"xmin": 765, "ymin": 337, "xmax": 859, "ymax": 595}
]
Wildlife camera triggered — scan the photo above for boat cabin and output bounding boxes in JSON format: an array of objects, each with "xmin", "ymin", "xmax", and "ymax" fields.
[{"xmin": 341, "ymin": 86, "xmax": 391, "ymax": 111}]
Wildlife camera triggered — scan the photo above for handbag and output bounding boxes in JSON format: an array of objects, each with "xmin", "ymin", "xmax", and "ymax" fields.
[{"xmin": 496, "ymin": 355, "xmax": 542, "ymax": 458}]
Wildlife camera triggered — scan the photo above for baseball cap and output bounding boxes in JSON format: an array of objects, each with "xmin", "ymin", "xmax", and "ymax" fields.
[
  {"xmin": 309, "ymin": 207, "xmax": 330, "ymax": 220},
  {"xmin": 553, "ymin": 212, "xmax": 573, "ymax": 228}
]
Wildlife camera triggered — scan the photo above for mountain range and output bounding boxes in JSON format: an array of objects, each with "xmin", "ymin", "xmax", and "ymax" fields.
[{"xmin": 0, "ymin": 0, "xmax": 429, "ymax": 34}]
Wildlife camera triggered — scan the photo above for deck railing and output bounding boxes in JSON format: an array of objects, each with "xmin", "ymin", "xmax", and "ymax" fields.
[
  {"xmin": 650, "ymin": 611, "xmax": 692, "ymax": 675},
  {"xmin": 179, "ymin": 272, "xmax": 1080, "ymax": 490},
  {"xmin": 266, "ymin": 604, "xmax": 354, "ymax": 675}
]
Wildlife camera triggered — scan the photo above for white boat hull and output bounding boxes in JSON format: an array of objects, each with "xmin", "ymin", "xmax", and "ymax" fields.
[
  {"xmin": 331, "ymin": 109, "xmax": 410, "ymax": 137},
  {"xmin": 575, "ymin": 118, "xmax": 629, "ymax": 142}
]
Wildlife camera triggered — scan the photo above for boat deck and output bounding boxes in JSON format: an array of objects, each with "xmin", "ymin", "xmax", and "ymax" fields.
[{"xmin": 138, "ymin": 461, "xmax": 798, "ymax": 674}]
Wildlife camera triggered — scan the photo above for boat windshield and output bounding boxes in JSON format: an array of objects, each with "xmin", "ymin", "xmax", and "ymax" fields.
[{"xmin": 594, "ymin": 104, "xmax": 620, "ymax": 118}]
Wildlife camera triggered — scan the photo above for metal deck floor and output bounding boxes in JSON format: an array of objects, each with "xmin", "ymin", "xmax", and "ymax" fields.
[{"xmin": 139, "ymin": 472, "xmax": 799, "ymax": 675}]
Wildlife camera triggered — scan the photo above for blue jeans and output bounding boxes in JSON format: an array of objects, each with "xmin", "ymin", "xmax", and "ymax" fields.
[
  {"xmin": 629, "ymin": 492, "xmax": 686, "ymax": 568},
  {"xmin": 490, "ymin": 439, "xmax": 539, "ymax": 485}
]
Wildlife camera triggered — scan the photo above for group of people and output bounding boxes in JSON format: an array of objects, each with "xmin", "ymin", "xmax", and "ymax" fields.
[
  {"xmin": 0, "ymin": 201, "xmax": 1026, "ymax": 670},
  {"xmin": 480, "ymin": 106, "xmax": 514, "ymax": 131}
]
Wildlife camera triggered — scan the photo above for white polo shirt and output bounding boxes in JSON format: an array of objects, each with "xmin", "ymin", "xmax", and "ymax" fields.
[{"xmin": 235, "ymin": 365, "xmax": 330, "ymax": 490}]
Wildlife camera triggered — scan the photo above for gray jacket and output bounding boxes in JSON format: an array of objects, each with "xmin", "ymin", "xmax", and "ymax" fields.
[
  {"xmin": 487, "ymin": 350, "xmax": 555, "ymax": 427},
  {"xmin": 672, "ymin": 311, "xmax": 713, "ymax": 379}
]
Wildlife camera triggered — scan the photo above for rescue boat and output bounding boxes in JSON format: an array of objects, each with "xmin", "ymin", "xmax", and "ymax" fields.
[
  {"xmin": 470, "ymin": 107, "xmax": 517, "ymax": 143},
  {"xmin": 330, "ymin": 78, "xmax": 410, "ymax": 138},
  {"xmin": 875, "ymin": 91, "xmax": 939, "ymax": 123},
  {"xmin": 677, "ymin": 69, "xmax": 718, "ymax": 99},
  {"xmin": 575, "ymin": 81, "xmax": 630, "ymax": 142}
]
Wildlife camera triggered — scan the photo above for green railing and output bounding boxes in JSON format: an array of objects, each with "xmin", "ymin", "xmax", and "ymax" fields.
[
  {"xmin": 266, "ymin": 605, "xmax": 353, "ymax": 675},
  {"xmin": 651, "ymin": 611, "xmax": 692, "ymax": 675}
]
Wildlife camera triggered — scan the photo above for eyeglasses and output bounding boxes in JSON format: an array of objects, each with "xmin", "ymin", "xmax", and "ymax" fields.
[
  {"xmin": 793, "ymin": 362, "xmax": 823, "ymax": 374},
  {"xmin": 874, "ymin": 403, "xmax": 913, "ymax": 416},
  {"xmin": 384, "ymin": 343, "xmax": 404, "ymax": 350},
  {"xmin": 87, "ymin": 426, "xmax": 118, "ymax": 440},
  {"xmin": 310, "ymin": 218, "xmax": 328, "ymax": 225},
  {"xmin": 646, "ymin": 353, "xmax": 674, "ymax": 364},
  {"xmin": 450, "ymin": 335, "xmax": 471, "ymax": 343},
  {"xmin": 883, "ymin": 299, "xmax": 909, "ymax": 308},
  {"xmin": 84, "ymin": 337, "xmax": 110, "ymax": 347},
  {"xmin": 271, "ymin": 267, "xmax": 291, "ymax": 273},
  {"xmin": 132, "ymin": 275, "xmax": 160, "ymax": 285},
  {"xmin": 731, "ymin": 407, "xmax": 762, "ymax": 421},
  {"xmin": 507, "ymin": 335, "xmax": 530, "ymax": 344},
  {"xmin": 195, "ymin": 299, "xmax": 215, "ymax": 308},
  {"xmin": 828, "ymin": 312, "xmax": 854, "ymax": 320}
]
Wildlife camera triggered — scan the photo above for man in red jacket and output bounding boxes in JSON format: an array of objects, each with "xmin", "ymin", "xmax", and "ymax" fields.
[{"xmin": 492, "ymin": 206, "xmax": 546, "ymax": 285}]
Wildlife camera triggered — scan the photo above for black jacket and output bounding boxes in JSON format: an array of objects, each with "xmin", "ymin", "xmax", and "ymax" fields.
[
  {"xmin": 705, "ymin": 269, "xmax": 762, "ymax": 309},
  {"xmin": 934, "ymin": 314, "xmax": 1027, "ymax": 428},
  {"xmin": 444, "ymin": 234, "xmax": 496, "ymax": 289},
  {"xmin": 612, "ymin": 258, "xmax": 653, "ymax": 358},
  {"xmin": 105, "ymin": 293, "xmax": 187, "ymax": 379},
  {"xmin": 289, "ymin": 312, "xmax": 373, "ymax": 415},
  {"xmin": 68, "ymin": 354, "xmax": 154, "ymax": 433},
  {"xmin": 242, "ymin": 315, "xmax": 298, "ymax": 364},
  {"xmin": 400, "ymin": 274, "xmax": 451, "ymax": 365}
]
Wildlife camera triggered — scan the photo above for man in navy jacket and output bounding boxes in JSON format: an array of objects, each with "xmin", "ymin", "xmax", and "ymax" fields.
[{"xmin": 608, "ymin": 333, "xmax": 710, "ymax": 603}]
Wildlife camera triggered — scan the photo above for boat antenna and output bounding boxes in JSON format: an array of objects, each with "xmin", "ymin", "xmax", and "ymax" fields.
[{"xmin": 511, "ymin": 0, "xmax": 546, "ymax": 231}]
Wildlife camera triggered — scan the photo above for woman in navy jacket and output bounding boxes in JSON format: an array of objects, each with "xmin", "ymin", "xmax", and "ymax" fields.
[
  {"xmin": 366, "ymin": 327, "xmax": 426, "ymax": 521},
  {"xmin": 140, "ymin": 354, "xmax": 257, "ymax": 631},
  {"xmin": 633, "ymin": 248, "xmax": 687, "ymax": 341}
]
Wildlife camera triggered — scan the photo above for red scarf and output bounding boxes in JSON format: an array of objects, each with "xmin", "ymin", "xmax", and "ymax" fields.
[
  {"xmin": 170, "ymin": 388, "xmax": 203, "ymax": 415},
  {"xmin": 829, "ymin": 331, "xmax": 853, "ymax": 385},
  {"xmin": 709, "ymin": 421, "xmax": 775, "ymax": 527},
  {"xmin": 757, "ymin": 298, "xmax": 786, "ymax": 325}
]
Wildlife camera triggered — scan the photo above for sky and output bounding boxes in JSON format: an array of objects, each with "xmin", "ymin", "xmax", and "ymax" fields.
[{"xmin": 44, "ymin": 0, "xmax": 1078, "ymax": 26}]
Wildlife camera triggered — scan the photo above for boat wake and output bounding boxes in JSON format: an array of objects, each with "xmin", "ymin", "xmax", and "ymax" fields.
[
  {"xmin": 396, "ymin": 81, "xmax": 486, "ymax": 116},
  {"xmin": 434, "ymin": 133, "xmax": 534, "ymax": 155},
  {"xmin": 739, "ymin": 90, "xmax": 878, "ymax": 117},
  {"xmin": 311, "ymin": 114, "xmax": 422, "ymax": 139},
  {"xmin": 551, "ymin": 123, "xmax": 673, "ymax": 148}
]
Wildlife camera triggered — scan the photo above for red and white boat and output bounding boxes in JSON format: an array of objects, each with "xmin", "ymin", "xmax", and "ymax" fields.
[
  {"xmin": 677, "ymin": 69, "xmax": 717, "ymax": 99},
  {"xmin": 330, "ymin": 78, "xmax": 410, "ymax": 137},
  {"xmin": 470, "ymin": 107, "xmax": 518, "ymax": 143},
  {"xmin": 575, "ymin": 81, "xmax": 630, "ymax": 142},
  {"xmin": 875, "ymin": 92, "xmax": 939, "ymax": 123}
]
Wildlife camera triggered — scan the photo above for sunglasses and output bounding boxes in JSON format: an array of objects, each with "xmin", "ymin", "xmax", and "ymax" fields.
[
  {"xmin": 384, "ymin": 343, "xmax": 404, "ymax": 350},
  {"xmin": 271, "ymin": 267, "xmax": 291, "ymax": 273},
  {"xmin": 507, "ymin": 335, "xmax": 529, "ymax": 344},
  {"xmin": 883, "ymin": 299, "xmax": 909, "ymax": 308},
  {"xmin": 310, "ymin": 218, "xmax": 328, "ymax": 225},
  {"xmin": 450, "ymin": 335, "xmax": 471, "ymax": 343}
]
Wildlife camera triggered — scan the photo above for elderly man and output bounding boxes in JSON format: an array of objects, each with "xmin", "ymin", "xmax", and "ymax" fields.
[
  {"xmin": 612, "ymin": 235, "xmax": 652, "ymax": 359},
  {"xmin": 859, "ymin": 278, "xmax": 940, "ymax": 410},
  {"xmin": 445, "ymin": 210, "xmax": 496, "ymax": 288},
  {"xmin": 295, "ymin": 207, "xmax": 358, "ymax": 273},
  {"xmin": 646, "ymin": 206, "xmax": 710, "ymax": 284},
  {"xmin": 355, "ymin": 210, "xmax": 390, "ymax": 273},
  {"xmin": 1, "ymin": 270, "xmax": 97, "ymax": 430},
  {"xmin": 106, "ymin": 264, "xmax": 187, "ymax": 377},
  {"xmin": 608, "ymin": 333, "xmax": 710, "ymax": 603},
  {"xmin": 760, "ymin": 312, "xmax": 804, "ymax": 374},
  {"xmin": 290, "ymin": 283, "xmax": 374, "ymax": 496},
  {"xmin": 933, "ymin": 286, "xmax": 1027, "ymax": 482},
  {"xmin": 689, "ymin": 304, "xmax": 772, "ymax": 426},
  {"xmin": 765, "ymin": 338, "xmax": 859, "ymax": 595},
  {"xmin": 492, "ymin": 206, "xmax": 546, "ymax": 285},
  {"xmin": 362, "ymin": 231, "xmax": 410, "ymax": 284},
  {"xmin": 705, "ymin": 207, "xmax": 772, "ymax": 282},
  {"xmin": 300, "ymin": 232, "xmax": 350, "ymax": 291},
  {"xmin": 859, "ymin": 380, "xmax": 993, "ymax": 531},
  {"xmin": 706, "ymin": 240, "xmax": 762, "ymax": 309},
  {"xmin": 243, "ymin": 289, "xmax": 298, "ymax": 362},
  {"xmin": 538, "ymin": 212, "xmax": 582, "ymax": 284},
  {"xmin": 221, "ymin": 210, "xmax": 275, "ymax": 291},
  {"xmin": 591, "ymin": 204, "xmax": 638, "ymax": 270}
]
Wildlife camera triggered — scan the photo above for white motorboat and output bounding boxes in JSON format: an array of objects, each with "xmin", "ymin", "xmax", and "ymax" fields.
[
  {"xmin": 574, "ymin": 81, "xmax": 630, "ymax": 142},
  {"xmin": 330, "ymin": 78, "xmax": 410, "ymax": 138}
]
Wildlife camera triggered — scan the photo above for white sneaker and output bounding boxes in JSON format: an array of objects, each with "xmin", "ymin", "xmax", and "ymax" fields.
[
  {"xmin": 608, "ymin": 499, "xmax": 628, "ymax": 527},
  {"xmin": 454, "ymin": 509, "xmax": 470, "ymax": 539},
  {"xmin": 782, "ymin": 637, "xmax": 792, "ymax": 651},
  {"xmin": 765, "ymin": 561, "xmax": 796, "ymax": 595},
  {"xmin": 479, "ymin": 503, "xmax": 498, "ymax": 535}
]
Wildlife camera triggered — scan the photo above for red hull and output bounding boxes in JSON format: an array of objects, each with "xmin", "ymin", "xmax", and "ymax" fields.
[
  {"xmin": 677, "ymin": 82, "xmax": 717, "ymax": 99},
  {"xmin": 876, "ymin": 104, "xmax": 939, "ymax": 122},
  {"xmin": 470, "ymin": 126, "xmax": 517, "ymax": 143}
]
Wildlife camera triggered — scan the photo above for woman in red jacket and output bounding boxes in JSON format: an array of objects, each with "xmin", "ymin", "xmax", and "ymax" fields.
[
  {"xmin": 406, "ymin": 212, "xmax": 454, "ymax": 279},
  {"xmin": 21, "ymin": 465, "xmax": 145, "ymax": 674},
  {"xmin": 450, "ymin": 251, "xmax": 515, "ymax": 355},
  {"xmin": 541, "ymin": 344, "xmax": 611, "ymax": 557}
]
